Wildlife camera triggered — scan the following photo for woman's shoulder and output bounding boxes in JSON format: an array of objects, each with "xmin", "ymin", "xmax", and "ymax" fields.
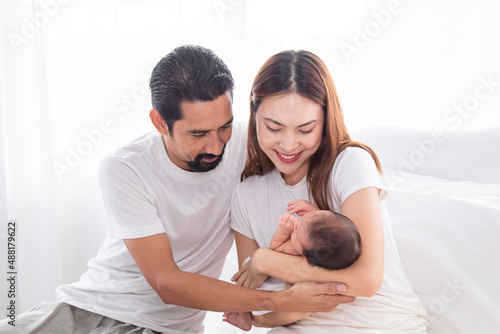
[
  {"xmin": 330, "ymin": 146, "xmax": 385, "ymax": 204},
  {"xmin": 337, "ymin": 145, "xmax": 374, "ymax": 158},
  {"xmin": 333, "ymin": 146, "xmax": 378, "ymax": 172}
]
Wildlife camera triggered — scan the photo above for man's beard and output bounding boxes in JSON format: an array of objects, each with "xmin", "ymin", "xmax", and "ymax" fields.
[{"xmin": 187, "ymin": 145, "xmax": 226, "ymax": 172}]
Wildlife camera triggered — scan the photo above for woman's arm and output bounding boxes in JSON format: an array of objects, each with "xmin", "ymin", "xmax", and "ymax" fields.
[
  {"xmin": 233, "ymin": 231, "xmax": 260, "ymax": 267},
  {"xmin": 233, "ymin": 231, "xmax": 270, "ymax": 289},
  {"xmin": 234, "ymin": 187, "xmax": 385, "ymax": 297}
]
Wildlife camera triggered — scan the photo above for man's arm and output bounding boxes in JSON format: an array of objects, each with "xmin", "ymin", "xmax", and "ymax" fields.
[{"xmin": 124, "ymin": 232, "xmax": 354, "ymax": 313}]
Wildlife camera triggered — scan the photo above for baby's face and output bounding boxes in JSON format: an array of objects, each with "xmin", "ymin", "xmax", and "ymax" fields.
[
  {"xmin": 290, "ymin": 218, "xmax": 305, "ymax": 253},
  {"xmin": 290, "ymin": 210, "xmax": 325, "ymax": 254},
  {"xmin": 290, "ymin": 211, "xmax": 322, "ymax": 254}
]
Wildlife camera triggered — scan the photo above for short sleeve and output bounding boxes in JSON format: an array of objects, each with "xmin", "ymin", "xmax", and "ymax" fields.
[
  {"xmin": 229, "ymin": 182, "xmax": 256, "ymax": 240},
  {"xmin": 332, "ymin": 147, "xmax": 387, "ymax": 206},
  {"xmin": 98, "ymin": 157, "xmax": 165, "ymax": 239}
]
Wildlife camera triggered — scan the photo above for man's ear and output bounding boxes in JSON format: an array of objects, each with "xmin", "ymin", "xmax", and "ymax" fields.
[{"xmin": 150, "ymin": 109, "xmax": 168, "ymax": 136}]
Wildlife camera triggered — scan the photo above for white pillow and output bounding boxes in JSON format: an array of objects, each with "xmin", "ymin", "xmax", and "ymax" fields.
[{"xmin": 352, "ymin": 126, "xmax": 500, "ymax": 184}]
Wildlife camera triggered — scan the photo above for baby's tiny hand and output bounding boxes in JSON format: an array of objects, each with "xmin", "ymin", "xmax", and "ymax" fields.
[
  {"xmin": 278, "ymin": 213, "xmax": 297, "ymax": 234},
  {"xmin": 287, "ymin": 200, "xmax": 319, "ymax": 216}
]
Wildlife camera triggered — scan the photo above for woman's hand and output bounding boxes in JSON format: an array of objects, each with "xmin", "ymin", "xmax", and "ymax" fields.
[
  {"xmin": 287, "ymin": 199, "xmax": 319, "ymax": 216},
  {"xmin": 231, "ymin": 255, "xmax": 269, "ymax": 289}
]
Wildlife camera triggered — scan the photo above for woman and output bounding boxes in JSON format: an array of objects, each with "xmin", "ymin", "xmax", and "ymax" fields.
[{"xmin": 229, "ymin": 50, "xmax": 428, "ymax": 333}]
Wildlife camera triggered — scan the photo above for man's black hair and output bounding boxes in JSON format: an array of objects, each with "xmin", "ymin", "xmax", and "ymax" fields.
[{"xmin": 150, "ymin": 45, "xmax": 234, "ymax": 134}]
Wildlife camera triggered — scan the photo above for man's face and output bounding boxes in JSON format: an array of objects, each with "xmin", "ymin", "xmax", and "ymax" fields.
[{"xmin": 163, "ymin": 93, "xmax": 233, "ymax": 172}]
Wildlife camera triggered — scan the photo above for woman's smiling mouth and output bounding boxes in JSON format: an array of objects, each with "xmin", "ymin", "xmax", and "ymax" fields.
[{"xmin": 275, "ymin": 150, "xmax": 302, "ymax": 163}]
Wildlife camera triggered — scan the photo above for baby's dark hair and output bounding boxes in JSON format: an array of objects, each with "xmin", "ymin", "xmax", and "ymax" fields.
[{"xmin": 302, "ymin": 211, "xmax": 362, "ymax": 270}]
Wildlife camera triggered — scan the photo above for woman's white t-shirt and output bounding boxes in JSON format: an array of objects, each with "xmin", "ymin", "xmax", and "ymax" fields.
[
  {"xmin": 230, "ymin": 147, "xmax": 428, "ymax": 333},
  {"xmin": 56, "ymin": 123, "xmax": 247, "ymax": 334}
]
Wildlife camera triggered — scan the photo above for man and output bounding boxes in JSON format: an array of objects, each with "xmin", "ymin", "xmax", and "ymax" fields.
[{"xmin": 0, "ymin": 45, "xmax": 352, "ymax": 333}]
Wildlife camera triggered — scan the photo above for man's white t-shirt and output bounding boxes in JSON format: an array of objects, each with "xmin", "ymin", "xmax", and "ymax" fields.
[
  {"xmin": 56, "ymin": 123, "xmax": 247, "ymax": 334},
  {"xmin": 230, "ymin": 147, "xmax": 428, "ymax": 334}
]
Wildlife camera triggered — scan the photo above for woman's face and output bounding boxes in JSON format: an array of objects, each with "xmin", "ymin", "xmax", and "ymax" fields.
[{"xmin": 256, "ymin": 93, "xmax": 324, "ymax": 185}]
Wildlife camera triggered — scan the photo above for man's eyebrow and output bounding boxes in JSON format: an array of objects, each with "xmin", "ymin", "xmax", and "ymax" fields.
[
  {"xmin": 221, "ymin": 117, "xmax": 234, "ymax": 128},
  {"xmin": 186, "ymin": 117, "xmax": 234, "ymax": 134},
  {"xmin": 187, "ymin": 129, "xmax": 207, "ymax": 135},
  {"xmin": 264, "ymin": 117, "xmax": 317, "ymax": 127}
]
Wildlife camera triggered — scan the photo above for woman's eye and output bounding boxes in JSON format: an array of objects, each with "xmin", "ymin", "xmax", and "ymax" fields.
[
  {"xmin": 266, "ymin": 125, "xmax": 280, "ymax": 132},
  {"xmin": 300, "ymin": 129, "xmax": 313, "ymax": 134}
]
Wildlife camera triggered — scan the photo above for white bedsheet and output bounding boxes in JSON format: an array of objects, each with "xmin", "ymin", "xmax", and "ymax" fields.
[{"xmin": 384, "ymin": 169, "xmax": 500, "ymax": 333}]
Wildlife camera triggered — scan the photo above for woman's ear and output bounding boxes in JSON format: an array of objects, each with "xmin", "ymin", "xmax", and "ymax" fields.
[{"xmin": 150, "ymin": 109, "xmax": 168, "ymax": 135}]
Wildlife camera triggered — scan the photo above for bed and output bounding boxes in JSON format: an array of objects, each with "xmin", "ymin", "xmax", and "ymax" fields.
[{"xmin": 353, "ymin": 125, "xmax": 500, "ymax": 333}]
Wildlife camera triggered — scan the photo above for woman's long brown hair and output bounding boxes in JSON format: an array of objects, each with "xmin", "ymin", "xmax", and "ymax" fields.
[{"xmin": 241, "ymin": 50, "xmax": 382, "ymax": 210}]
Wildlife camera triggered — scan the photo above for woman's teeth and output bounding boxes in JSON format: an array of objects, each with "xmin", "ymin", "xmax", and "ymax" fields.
[{"xmin": 279, "ymin": 153, "xmax": 297, "ymax": 159}]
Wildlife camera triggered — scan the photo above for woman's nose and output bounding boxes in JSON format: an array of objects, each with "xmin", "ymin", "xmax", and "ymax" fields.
[{"xmin": 279, "ymin": 132, "xmax": 299, "ymax": 153}]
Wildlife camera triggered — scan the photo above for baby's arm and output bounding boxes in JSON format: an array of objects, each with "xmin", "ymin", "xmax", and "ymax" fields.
[
  {"xmin": 287, "ymin": 199, "xmax": 319, "ymax": 216},
  {"xmin": 270, "ymin": 214, "xmax": 301, "ymax": 255},
  {"xmin": 253, "ymin": 311, "xmax": 310, "ymax": 328}
]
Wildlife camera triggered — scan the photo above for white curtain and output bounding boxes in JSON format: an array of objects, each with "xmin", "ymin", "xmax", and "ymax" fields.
[{"xmin": 1, "ymin": 0, "xmax": 499, "ymax": 331}]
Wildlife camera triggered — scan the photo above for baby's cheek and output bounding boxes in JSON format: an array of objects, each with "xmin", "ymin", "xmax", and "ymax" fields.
[{"xmin": 293, "ymin": 220, "xmax": 300, "ymax": 231}]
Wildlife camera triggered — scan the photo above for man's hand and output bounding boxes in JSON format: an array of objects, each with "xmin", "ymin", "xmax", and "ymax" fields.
[
  {"xmin": 287, "ymin": 200, "xmax": 319, "ymax": 216},
  {"xmin": 271, "ymin": 281, "xmax": 355, "ymax": 312}
]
